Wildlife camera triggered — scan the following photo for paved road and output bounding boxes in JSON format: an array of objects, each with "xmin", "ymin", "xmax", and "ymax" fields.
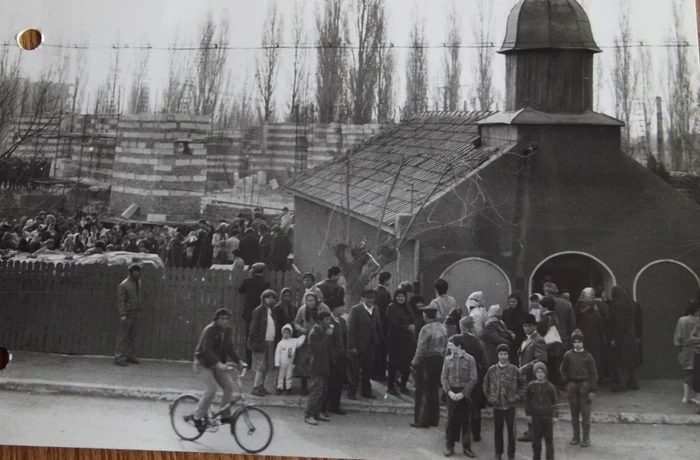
[{"xmin": 0, "ymin": 391, "xmax": 696, "ymax": 460}]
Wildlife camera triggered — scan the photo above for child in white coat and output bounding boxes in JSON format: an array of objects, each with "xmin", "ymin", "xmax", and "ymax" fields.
[{"xmin": 275, "ymin": 324, "xmax": 306, "ymax": 394}]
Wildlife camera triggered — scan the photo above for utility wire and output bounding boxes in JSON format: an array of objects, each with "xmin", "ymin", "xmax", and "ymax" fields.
[{"xmin": 2, "ymin": 40, "xmax": 697, "ymax": 51}]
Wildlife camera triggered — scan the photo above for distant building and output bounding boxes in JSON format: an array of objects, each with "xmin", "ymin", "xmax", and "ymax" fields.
[{"xmin": 285, "ymin": 0, "xmax": 700, "ymax": 379}]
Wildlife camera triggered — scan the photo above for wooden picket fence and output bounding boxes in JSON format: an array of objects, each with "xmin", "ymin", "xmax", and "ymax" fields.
[{"xmin": 0, "ymin": 261, "xmax": 306, "ymax": 360}]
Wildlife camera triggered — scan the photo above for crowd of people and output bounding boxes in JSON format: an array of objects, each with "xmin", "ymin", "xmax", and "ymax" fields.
[
  {"xmin": 0, "ymin": 157, "xmax": 51, "ymax": 189},
  {"xmin": 0, "ymin": 207, "xmax": 294, "ymax": 270},
  {"xmin": 184, "ymin": 266, "xmax": 658, "ymax": 460}
]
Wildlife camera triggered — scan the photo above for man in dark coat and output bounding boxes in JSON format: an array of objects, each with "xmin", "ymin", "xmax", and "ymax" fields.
[
  {"xmin": 411, "ymin": 303, "xmax": 448, "ymax": 428},
  {"xmin": 316, "ymin": 266, "xmax": 346, "ymax": 310},
  {"xmin": 258, "ymin": 224, "xmax": 272, "ymax": 265},
  {"xmin": 324, "ymin": 303, "xmax": 349, "ymax": 415},
  {"xmin": 238, "ymin": 263, "xmax": 270, "ymax": 366},
  {"xmin": 609, "ymin": 286, "xmax": 640, "ymax": 392},
  {"xmin": 239, "ymin": 228, "xmax": 261, "ymax": 267},
  {"xmin": 347, "ymin": 288, "xmax": 384, "ymax": 399},
  {"xmin": 115, "ymin": 264, "xmax": 143, "ymax": 367},
  {"xmin": 304, "ymin": 311, "xmax": 333, "ymax": 425},
  {"xmin": 517, "ymin": 313, "xmax": 548, "ymax": 442},
  {"xmin": 459, "ymin": 315, "xmax": 489, "ymax": 442},
  {"xmin": 269, "ymin": 225, "xmax": 292, "ymax": 272},
  {"xmin": 373, "ymin": 271, "xmax": 392, "ymax": 381},
  {"xmin": 544, "ymin": 281, "xmax": 576, "ymax": 354}
]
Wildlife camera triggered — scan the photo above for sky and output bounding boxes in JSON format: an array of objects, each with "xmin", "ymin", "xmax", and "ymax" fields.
[{"xmin": 0, "ymin": 0, "xmax": 698, "ymax": 122}]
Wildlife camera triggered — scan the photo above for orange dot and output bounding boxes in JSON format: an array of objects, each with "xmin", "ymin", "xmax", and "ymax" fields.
[{"xmin": 17, "ymin": 28, "xmax": 43, "ymax": 51}]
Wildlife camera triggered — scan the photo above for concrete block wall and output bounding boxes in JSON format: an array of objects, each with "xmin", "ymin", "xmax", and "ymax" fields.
[
  {"xmin": 206, "ymin": 123, "xmax": 389, "ymax": 188},
  {"xmin": 109, "ymin": 114, "xmax": 211, "ymax": 220}
]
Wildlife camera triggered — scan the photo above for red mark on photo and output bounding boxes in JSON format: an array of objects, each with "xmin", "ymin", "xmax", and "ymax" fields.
[{"xmin": 0, "ymin": 346, "xmax": 10, "ymax": 371}]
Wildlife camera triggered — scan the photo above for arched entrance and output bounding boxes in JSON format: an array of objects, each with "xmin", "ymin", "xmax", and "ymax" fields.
[
  {"xmin": 440, "ymin": 258, "xmax": 512, "ymax": 308},
  {"xmin": 634, "ymin": 260, "xmax": 700, "ymax": 379},
  {"xmin": 529, "ymin": 251, "xmax": 616, "ymax": 302}
]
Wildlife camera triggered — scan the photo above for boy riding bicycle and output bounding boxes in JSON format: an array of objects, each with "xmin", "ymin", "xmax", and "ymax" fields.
[{"xmin": 189, "ymin": 308, "xmax": 248, "ymax": 431}]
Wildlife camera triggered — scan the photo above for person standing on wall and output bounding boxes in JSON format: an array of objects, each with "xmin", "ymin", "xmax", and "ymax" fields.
[
  {"xmin": 373, "ymin": 271, "xmax": 392, "ymax": 382},
  {"xmin": 347, "ymin": 289, "xmax": 384, "ymax": 400},
  {"xmin": 115, "ymin": 264, "xmax": 142, "ymax": 367}
]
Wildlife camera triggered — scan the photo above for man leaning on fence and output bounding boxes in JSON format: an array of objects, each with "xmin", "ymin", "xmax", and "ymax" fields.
[{"xmin": 115, "ymin": 264, "xmax": 143, "ymax": 367}]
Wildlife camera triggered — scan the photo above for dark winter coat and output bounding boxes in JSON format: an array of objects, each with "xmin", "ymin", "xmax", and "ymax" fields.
[
  {"xmin": 375, "ymin": 285, "xmax": 392, "ymax": 336},
  {"xmin": 259, "ymin": 232, "xmax": 272, "ymax": 264},
  {"xmin": 387, "ymin": 300, "xmax": 415, "ymax": 371},
  {"xmin": 575, "ymin": 302, "xmax": 606, "ymax": 377},
  {"xmin": 239, "ymin": 234, "xmax": 261, "ymax": 266},
  {"xmin": 483, "ymin": 320, "xmax": 512, "ymax": 366},
  {"xmin": 329, "ymin": 314, "xmax": 349, "ymax": 361},
  {"xmin": 194, "ymin": 322, "xmax": 242, "ymax": 369},
  {"xmin": 317, "ymin": 279, "xmax": 346, "ymax": 309},
  {"xmin": 503, "ymin": 305, "xmax": 527, "ymax": 364},
  {"xmin": 524, "ymin": 380, "xmax": 558, "ymax": 417},
  {"xmin": 308, "ymin": 323, "xmax": 332, "ymax": 376},
  {"xmin": 238, "ymin": 274, "xmax": 270, "ymax": 322},
  {"xmin": 609, "ymin": 287, "xmax": 640, "ymax": 370},
  {"xmin": 247, "ymin": 305, "xmax": 280, "ymax": 352},
  {"xmin": 270, "ymin": 232, "xmax": 292, "ymax": 271},
  {"xmin": 347, "ymin": 303, "xmax": 384, "ymax": 354}
]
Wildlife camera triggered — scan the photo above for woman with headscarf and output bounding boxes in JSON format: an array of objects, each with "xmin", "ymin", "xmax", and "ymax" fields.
[
  {"xmin": 674, "ymin": 300, "xmax": 700, "ymax": 404},
  {"xmin": 467, "ymin": 291, "xmax": 488, "ymax": 338},
  {"xmin": 294, "ymin": 291, "xmax": 331, "ymax": 395},
  {"xmin": 608, "ymin": 286, "xmax": 640, "ymax": 392},
  {"xmin": 575, "ymin": 287, "xmax": 606, "ymax": 383},
  {"xmin": 483, "ymin": 305, "xmax": 514, "ymax": 366},
  {"xmin": 538, "ymin": 296, "xmax": 563, "ymax": 389},
  {"xmin": 386, "ymin": 289, "xmax": 415, "ymax": 396},
  {"xmin": 503, "ymin": 294, "xmax": 527, "ymax": 365}
]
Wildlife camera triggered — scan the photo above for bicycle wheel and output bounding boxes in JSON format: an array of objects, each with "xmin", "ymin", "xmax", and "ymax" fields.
[
  {"xmin": 170, "ymin": 394, "xmax": 205, "ymax": 441},
  {"xmin": 230, "ymin": 406, "xmax": 274, "ymax": 454}
]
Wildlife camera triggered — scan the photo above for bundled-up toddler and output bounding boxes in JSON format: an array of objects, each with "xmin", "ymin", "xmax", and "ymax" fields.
[
  {"xmin": 274, "ymin": 324, "xmax": 306, "ymax": 394},
  {"xmin": 524, "ymin": 362, "xmax": 558, "ymax": 460}
]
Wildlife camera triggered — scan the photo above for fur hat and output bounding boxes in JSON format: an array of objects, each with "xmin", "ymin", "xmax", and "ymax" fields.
[
  {"xmin": 496, "ymin": 343, "xmax": 510, "ymax": 355},
  {"xmin": 533, "ymin": 361, "xmax": 547, "ymax": 376},
  {"xmin": 571, "ymin": 329, "xmax": 585, "ymax": 343}
]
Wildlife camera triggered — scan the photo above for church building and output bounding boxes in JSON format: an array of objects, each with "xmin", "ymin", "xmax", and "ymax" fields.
[{"xmin": 285, "ymin": 0, "xmax": 700, "ymax": 378}]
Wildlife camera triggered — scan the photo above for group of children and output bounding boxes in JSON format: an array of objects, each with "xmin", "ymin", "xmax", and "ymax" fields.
[{"xmin": 441, "ymin": 329, "xmax": 597, "ymax": 460}]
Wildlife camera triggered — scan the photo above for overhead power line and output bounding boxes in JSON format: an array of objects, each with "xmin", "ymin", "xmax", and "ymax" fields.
[{"xmin": 2, "ymin": 40, "xmax": 697, "ymax": 52}]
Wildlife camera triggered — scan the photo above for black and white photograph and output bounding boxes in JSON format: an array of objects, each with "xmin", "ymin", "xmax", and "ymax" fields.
[{"xmin": 1, "ymin": 0, "xmax": 700, "ymax": 458}]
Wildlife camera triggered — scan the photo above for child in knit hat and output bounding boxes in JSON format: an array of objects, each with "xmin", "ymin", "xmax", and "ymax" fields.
[
  {"xmin": 274, "ymin": 324, "xmax": 306, "ymax": 395},
  {"xmin": 483, "ymin": 343, "xmax": 526, "ymax": 460},
  {"xmin": 559, "ymin": 329, "xmax": 597, "ymax": 448},
  {"xmin": 525, "ymin": 361, "xmax": 558, "ymax": 460}
]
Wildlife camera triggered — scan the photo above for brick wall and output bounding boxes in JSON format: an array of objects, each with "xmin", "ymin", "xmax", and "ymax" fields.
[
  {"xmin": 206, "ymin": 123, "xmax": 389, "ymax": 189},
  {"xmin": 109, "ymin": 114, "xmax": 210, "ymax": 221}
]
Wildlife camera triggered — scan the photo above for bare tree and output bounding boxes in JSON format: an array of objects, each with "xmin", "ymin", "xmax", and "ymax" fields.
[
  {"xmin": 472, "ymin": 0, "xmax": 494, "ymax": 111},
  {"xmin": 189, "ymin": 12, "xmax": 230, "ymax": 116},
  {"xmin": 346, "ymin": 0, "xmax": 385, "ymax": 124},
  {"xmin": 611, "ymin": 0, "xmax": 637, "ymax": 154},
  {"xmin": 666, "ymin": 0, "xmax": 697, "ymax": 171},
  {"xmin": 443, "ymin": 1, "xmax": 462, "ymax": 111},
  {"xmin": 287, "ymin": 0, "xmax": 310, "ymax": 122},
  {"xmin": 256, "ymin": 0, "xmax": 284, "ymax": 123},
  {"xmin": 0, "ymin": 45, "xmax": 70, "ymax": 160},
  {"xmin": 161, "ymin": 30, "xmax": 189, "ymax": 113},
  {"xmin": 71, "ymin": 36, "xmax": 89, "ymax": 114},
  {"xmin": 403, "ymin": 17, "xmax": 428, "ymax": 118},
  {"xmin": 375, "ymin": 26, "xmax": 395, "ymax": 123},
  {"xmin": 128, "ymin": 48, "xmax": 151, "ymax": 114},
  {"xmin": 316, "ymin": 0, "xmax": 347, "ymax": 123},
  {"xmin": 635, "ymin": 43, "xmax": 656, "ymax": 159}
]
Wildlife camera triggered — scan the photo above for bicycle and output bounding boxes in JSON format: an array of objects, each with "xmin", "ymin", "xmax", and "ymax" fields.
[{"xmin": 169, "ymin": 366, "xmax": 274, "ymax": 454}]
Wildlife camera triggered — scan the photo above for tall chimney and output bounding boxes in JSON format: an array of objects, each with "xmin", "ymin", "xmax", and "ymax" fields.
[{"xmin": 656, "ymin": 97, "xmax": 665, "ymax": 165}]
